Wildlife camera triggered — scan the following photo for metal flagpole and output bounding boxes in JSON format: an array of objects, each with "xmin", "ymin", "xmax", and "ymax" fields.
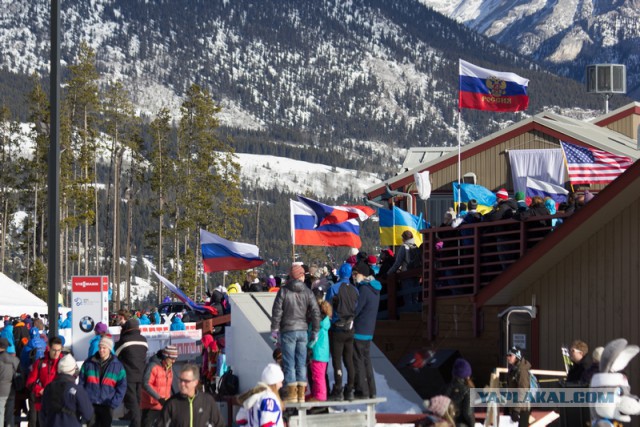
[
  {"xmin": 457, "ymin": 59, "xmax": 462, "ymax": 208},
  {"xmin": 457, "ymin": 108, "xmax": 462, "ymax": 207}
]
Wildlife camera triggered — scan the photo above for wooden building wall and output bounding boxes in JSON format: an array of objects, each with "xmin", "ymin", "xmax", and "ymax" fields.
[
  {"xmin": 429, "ymin": 130, "xmax": 559, "ymax": 192},
  {"xmin": 603, "ymin": 112, "xmax": 640, "ymax": 142},
  {"xmin": 508, "ymin": 197, "xmax": 640, "ymax": 396}
]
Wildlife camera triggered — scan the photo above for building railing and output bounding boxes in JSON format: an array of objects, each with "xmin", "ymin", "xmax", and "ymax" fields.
[{"xmin": 381, "ymin": 213, "xmax": 568, "ymax": 323}]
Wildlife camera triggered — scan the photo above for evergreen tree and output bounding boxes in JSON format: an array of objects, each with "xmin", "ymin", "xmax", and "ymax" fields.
[
  {"xmin": 0, "ymin": 106, "xmax": 20, "ymax": 273},
  {"xmin": 175, "ymin": 84, "xmax": 247, "ymax": 291},
  {"xmin": 102, "ymin": 79, "xmax": 136, "ymax": 308},
  {"xmin": 148, "ymin": 108, "xmax": 174, "ymax": 302},
  {"xmin": 63, "ymin": 42, "xmax": 100, "ymax": 284}
]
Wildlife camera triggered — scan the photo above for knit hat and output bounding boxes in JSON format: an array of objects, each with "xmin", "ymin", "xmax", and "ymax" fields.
[
  {"xmin": 94, "ymin": 322, "xmax": 108, "ymax": 334},
  {"xmin": 290, "ymin": 264, "xmax": 305, "ymax": 280},
  {"xmin": 57, "ymin": 354, "xmax": 78, "ymax": 375},
  {"xmin": 452, "ymin": 358, "xmax": 472, "ymax": 379},
  {"xmin": 426, "ymin": 395, "xmax": 451, "ymax": 417},
  {"xmin": 261, "ymin": 363, "xmax": 284, "ymax": 385},
  {"xmin": 99, "ymin": 336, "xmax": 114, "ymax": 351},
  {"xmin": 496, "ymin": 188, "xmax": 509, "ymax": 200},
  {"xmin": 467, "ymin": 199, "xmax": 478, "ymax": 210},
  {"xmin": 0, "ymin": 337, "xmax": 9, "ymax": 349},
  {"xmin": 367, "ymin": 255, "xmax": 377, "ymax": 265},
  {"xmin": 515, "ymin": 191, "xmax": 525, "ymax": 201},
  {"xmin": 354, "ymin": 260, "xmax": 372, "ymax": 276},
  {"xmin": 125, "ymin": 318, "xmax": 140, "ymax": 330},
  {"xmin": 349, "ymin": 248, "xmax": 359, "ymax": 257},
  {"xmin": 162, "ymin": 345, "xmax": 179, "ymax": 359},
  {"xmin": 507, "ymin": 346, "xmax": 522, "ymax": 360}
]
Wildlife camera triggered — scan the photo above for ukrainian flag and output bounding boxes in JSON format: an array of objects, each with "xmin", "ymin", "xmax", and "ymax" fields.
[
  {"xmin": 379, "ymin": 206, "xmax": 425, "ymax": 246},
  {"xmin": 452, "ymin": 183, "xmax": 496, "ymax": 214}
]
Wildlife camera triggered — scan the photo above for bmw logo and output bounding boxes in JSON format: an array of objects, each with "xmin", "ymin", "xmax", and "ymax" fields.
[{"xmin": 79, "ymin": 316, "xmax": 95, "ymax": 333}]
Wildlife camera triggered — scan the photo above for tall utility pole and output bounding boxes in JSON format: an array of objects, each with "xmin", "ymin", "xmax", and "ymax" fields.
[{"xmin": 48, "ymin": 0, "xmax": 61, "ymax": 338}]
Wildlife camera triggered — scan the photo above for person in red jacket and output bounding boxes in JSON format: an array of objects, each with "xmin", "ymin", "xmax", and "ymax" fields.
[
  {"xmin": 26, "ymin": 337, "xmax": 64, "ymax": 426},
  {"xmin": 140, "ymin": 345, "xmax": 178, "ymax": 427}
]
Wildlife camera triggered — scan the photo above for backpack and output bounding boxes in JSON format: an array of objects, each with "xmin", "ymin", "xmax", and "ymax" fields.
[
  {"xmin": 332, "ymin": 282, "xmax": 358, "ymax": 331},
  {"xmin": 529, "ymin": 372, "xmax": 540, "ymax": 392},
  {"xmin": 217, "ymin": 368, "xmax": 239, "ymax": 397},
  {"xmin": 405, "ymin": 244, "xmax": 422, "ymax": 270}
]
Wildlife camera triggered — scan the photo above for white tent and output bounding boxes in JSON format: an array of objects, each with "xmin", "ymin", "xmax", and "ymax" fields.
[{"xmin": 0, "ymin": 272, "xmax": 48, "ymax": 317}]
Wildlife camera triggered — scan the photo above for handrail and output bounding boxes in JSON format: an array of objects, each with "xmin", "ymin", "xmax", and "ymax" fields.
[{"xmin": 383, "ymin": 213, "xmax": 570, "ymax": 338}]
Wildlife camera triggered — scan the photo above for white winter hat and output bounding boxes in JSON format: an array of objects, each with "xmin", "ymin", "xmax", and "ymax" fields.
[
  {"xmin": 261, "ymin": 363, "xmax": 284, "ymax": 385},
  {"xmin": 58, "ymin": 354, "xmax": 78, "ymax": 375}
]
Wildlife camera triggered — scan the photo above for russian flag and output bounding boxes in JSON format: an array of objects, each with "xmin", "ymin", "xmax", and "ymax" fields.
[
  {"xmin": 152, "ymin": 271, "xmax": 216, "ymax": 314},
  {"xmin": 459, "ymin": 59, "xmax": 529, "ymax": 112},
  {"xmin": 290, "ymin": 197, "xmax": 373, "ymax": 247},
  {"xmin": 525, "ymin": 177, "xmax": 568, "ymax": 207},
  {"xmin": 200, "ymin": 229, "xmax": 264, "ymax": 273}
]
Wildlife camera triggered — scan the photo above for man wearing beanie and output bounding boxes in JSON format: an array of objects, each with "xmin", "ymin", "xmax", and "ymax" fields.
[
  {"xmin": 444, "ymin": 358, "xmax": 475, "ymax": 427},
  {"xmin": 26, "ymin": 336, "xmax": 64, "ymax": 425},
  {"xmin": 324, "ymin": 262, "xmax": 359, "ymax": 401},
  {"xmin": 271, "ymin": 263, "xmax": 321, "ymax": 403},
  {"xmin": 41, "ymin": 355, "xmax": 93, "ymax": 427},
  {"xmin": 506, "ymin": 346, "xmax": 532, "ymax": 426},
  {"xmin": 79, "ymin": 336, "xmax": 127, "ymax": 427},
  {"xmin": 352, "ymin": 260, "xmax": 381, "ymax": 400},
  {"xmin": 87, "ymin": 322, "xmax": 110, "ymax": 359},
  {"xmin": 484, "ymin": 188, "xmax": 517, "ymax": 222},
  {"xmin": 140, "ymin": 345, "xmax": 178, "ymax": 427},
  {"xmin": 115, "ymin": 317, "xmax": 148, "ymax": 427}
]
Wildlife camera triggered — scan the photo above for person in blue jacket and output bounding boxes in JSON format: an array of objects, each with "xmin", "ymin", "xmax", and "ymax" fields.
[
  {"xmin": 352, "ymin": 260, "xmax": 382, "ymax": 399},
  {"xmin": 170, "ymin": 314, "xmax": 186, "ymax": 331},
  {"xmin": 59, "ymin": 311, "xmax": 72, "ymax": 329},
  {"xmin": 87, "ymin": 322, "xmax": 112, "ymax": 359},
  {"xmin": 0, "ymin": 321, "xmax": 16, "ymax": 354},
  {"xmin": 150, "ymin": 308, "xmax": 161, "ymax": 325},
  {"xmin": 20, "ymin": 327, "xmax": 47, "ymax": 373},
  {"xmin": 139, "ymin": 313, "xmax": 151, "ymax": 325}
]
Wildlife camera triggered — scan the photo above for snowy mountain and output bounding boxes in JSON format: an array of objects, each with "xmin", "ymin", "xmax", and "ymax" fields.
[
  {"xmin": 0, "ymin": 0, "xmax": 609, "ymax": 156},
  {"xmin": 419, "ymin": 0, "xmax": 640, "ymax": 98}
]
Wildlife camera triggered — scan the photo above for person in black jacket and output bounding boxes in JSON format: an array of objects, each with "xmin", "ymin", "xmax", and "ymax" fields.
[
  {"xmin": 159, "ymin": 364, "xmax": 224, "ymax": 427},
  {"xmin": 270, "ymin": 263, "xmax": 320, "ymax": 403},
  {"xmin": 566, "ymin": 340, "xmax": 589, "ymax": 384},
  {"xmin": 41, "ymin": 355, "xmax": 93, "ymax": 427},
  {"xmin": 115, "ymin": 318, "xmax": 148, "ymax": 427},
  {"xmin": 444, "ymin": 358, "xmax": 475, "ymax": 427}
]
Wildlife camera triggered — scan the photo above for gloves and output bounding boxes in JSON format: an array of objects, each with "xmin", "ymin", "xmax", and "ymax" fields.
[
  {"xmin": 158, "ymin": 398, "xmax": 167, "ymax": 406},
  {"xmin": 271, "ymin": 331, "xmax": 279, "ymax": 345},
  {"xmin": 510, "ymin": 412, "xmax": 520, "ymax": 422}
]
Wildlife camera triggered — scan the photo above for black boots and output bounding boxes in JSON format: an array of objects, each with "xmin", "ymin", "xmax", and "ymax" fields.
[{"xmin": 328, "ymin": 386, "xmax": 343, "ymax": 401}]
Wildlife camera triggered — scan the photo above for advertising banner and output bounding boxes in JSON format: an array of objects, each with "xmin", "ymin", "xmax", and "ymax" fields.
[
  {"xmin": 71, "ymin": 276, "xmax": 109, "ymax": 359},
  {"xmin": 108, "ymin": 323, "xmax": 201, "ymax": 362}
]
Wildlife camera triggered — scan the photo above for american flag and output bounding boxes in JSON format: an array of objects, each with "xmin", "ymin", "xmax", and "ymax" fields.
[{"xmin": 560, "ymin": 141, "xmax": 633, "ymax": 185}]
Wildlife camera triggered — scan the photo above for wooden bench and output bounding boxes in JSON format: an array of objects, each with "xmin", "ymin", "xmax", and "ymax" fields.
[{"xmin": 287, "ymin": 397, "xmax": 387, "ymax": 427}]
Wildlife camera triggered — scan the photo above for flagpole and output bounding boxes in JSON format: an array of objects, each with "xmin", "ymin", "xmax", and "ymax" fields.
[
  {"xmin": 457, "ymin": 107, "xmax": 462, "ymax": 206},
  {"xmin": 457, "ymin": 59, "xmax": 462, "ymax": 207}
]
